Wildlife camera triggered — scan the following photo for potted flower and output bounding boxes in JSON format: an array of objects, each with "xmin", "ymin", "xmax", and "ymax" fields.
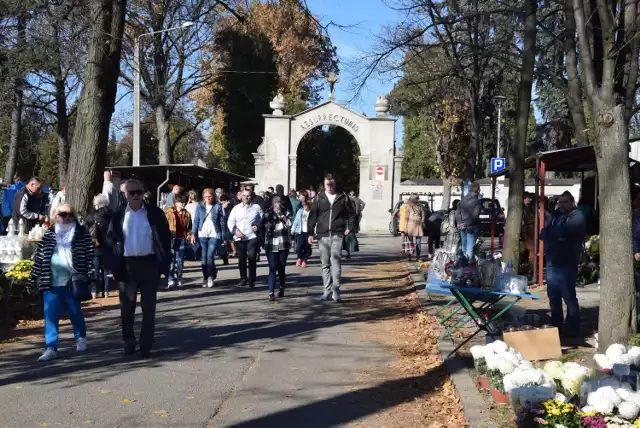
[
  {"xmin": 489, "ymin": 369, "xmax": 509, "ymax": 405},
  {"xmin": 470, "ymin": 345, "xmax": 489, "ymax": 390}
]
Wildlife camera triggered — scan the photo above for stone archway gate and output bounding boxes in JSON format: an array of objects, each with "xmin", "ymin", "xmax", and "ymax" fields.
[{"xmin": 253, "ymin": 95, "xmax": 403, "ymax": 232}]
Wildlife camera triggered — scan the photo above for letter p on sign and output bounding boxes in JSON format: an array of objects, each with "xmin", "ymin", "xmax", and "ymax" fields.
[{"xmin": 490, "ymin": 158, "xmax": 506, "ymax": 174}]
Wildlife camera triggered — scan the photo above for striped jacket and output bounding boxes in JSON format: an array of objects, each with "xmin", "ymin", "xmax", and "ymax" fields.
[{"xmin": 28, "ymin": 224, "xmax": 95, "ymax": 292}]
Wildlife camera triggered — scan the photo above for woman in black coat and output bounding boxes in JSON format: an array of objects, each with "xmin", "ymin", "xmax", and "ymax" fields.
[{"xmin": 85, "ymin": 194, "xmax": 113, "ymax": 298}]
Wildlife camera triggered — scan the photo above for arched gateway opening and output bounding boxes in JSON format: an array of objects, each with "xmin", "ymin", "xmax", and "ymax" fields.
[
  {"xmin": 296, "ymin": 125, "xmax": 360, "ymax": 192},
  {"xmin": 254, "ymin": 96, "xmax": 401, "ymax": 232}
]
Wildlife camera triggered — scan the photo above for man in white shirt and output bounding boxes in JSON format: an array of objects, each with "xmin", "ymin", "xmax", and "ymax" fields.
[
  {"xmin": 228, "ymin": 188, "xmax": 263, "ymax": 287},
  {"xmin": 105, "ymin": 179, "xmax": 171, "ymax": 358}
]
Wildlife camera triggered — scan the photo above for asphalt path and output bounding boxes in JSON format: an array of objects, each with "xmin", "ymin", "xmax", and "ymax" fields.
[{"xmin": 0, "ymin": 235, "xmax": 403, "ymax": 428}]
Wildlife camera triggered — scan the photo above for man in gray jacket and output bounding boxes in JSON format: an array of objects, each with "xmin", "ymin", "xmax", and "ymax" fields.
[
  {"xmin": 455, "ymin": 183, "xmax": 482, "ymax": 259},
  {"xmin": 541, "ymin": 191, "xmax": 585, "ymax": 336}
]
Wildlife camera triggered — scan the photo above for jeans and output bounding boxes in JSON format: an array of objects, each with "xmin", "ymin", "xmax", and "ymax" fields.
[
  {"xmin": 92, "ymin": 254, "xmax": 110, "ymax": 294},
  {"xmin": 43, "ymin": 287, "xmax": 86, "ymax": 350},
  {"xmin": 460, "ymin": 229, "xmax": 477, "ymax": 259},
  {"xmin": 546, "ymin": 266, "xmax": 580, "ymax": 333},
  {"xmin": 407, "ymin": 236, "xmax": 422, "ymax": 258},
  {"xmin": 199, "ymin": 237, "xmax": 219, "ymax": 280},
  {"xmin": 318, "ymin": 235, "xmax": 343, "ymax": 293},
  {"xmin": 266, "ymin": 250, "xmax": 288, "ymax": 293},
  {"xmin": 295, "ymin": 233, "xmax": 312, "ymax": 262},
  {"xmin": 119, "ymin": 256, "xmax": 159, "ymax": 351},
  {"xmin": 169, "ymin": 238, "xmax": 186, "ymax": 282},
  {"xmin": 236, "ymin": 238, "xmax": 260, "ymax": 283}
]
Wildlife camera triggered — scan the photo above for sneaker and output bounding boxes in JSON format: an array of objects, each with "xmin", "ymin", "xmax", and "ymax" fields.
[
  {"xmin": 167, "ymin": 280, "xmax": 175, "ymax": 289},
  {"xmin": 332, "ymin": 289, "xmax": 341, "ymax": 302},
  {"xmin": 104, "ymin": 291, "xmax": 110, "ymax": 298},
  {"xmin": 177, "ymin": 280, "xmax": 183, "ymax": 288},
  {"xmin": 38, "ymin": 348, "xmax": 58, "ymax": 362},
  {"xmin": 301, "ymin": 261, "xmax": 307, "ymax": 268},
  {"xmin": 249, "ymin": 281, "xmax": 255, "ymax": 288},
  {"xmin": 76, "ymin": 337, "xmax": 88, "ymax": 353},
  {"xmin": 236, "ymin": 278, "xmax": 248, "ymax": 288},
  {"xmin": 296, "ymin": 259, "xmax": 302, "ymax": 267},
  {"xmin": 319, "ymin": 293, "xmax": 331, "ymax": 301},
  {"xmin": 278, "ymin": 288, "xmax": 285, "ymax": 298},
  {"xmin": 207, "ymin": 277, "xmax": 214, "ymax": 288},
  {"xmin": 202, "ymin": 279, "xmax": 208, "ymax": 288},
  {"xmin": 91, "ymin": 285, "xmax": 97, "ymax": 299},
  {"xmin": 269, "ymin": 293, "xmax": 276, "ymax": 301}
]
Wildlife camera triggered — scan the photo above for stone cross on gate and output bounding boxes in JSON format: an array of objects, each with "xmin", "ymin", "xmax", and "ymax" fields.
[{"xmin": 327, "ymin": 72, "xmax": 339, "ymax": 101}]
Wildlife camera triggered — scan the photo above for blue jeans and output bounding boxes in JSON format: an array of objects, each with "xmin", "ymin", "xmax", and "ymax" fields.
[
  {"xmin": 169, "ymin": 238, "xmax": 186, "ymax": 282},
  {"xmin": 199, "ymin": 237, "xmax": 219, "ymax": 280},
  {"xmin": 92, "ymin": 254, "xmax": 110, "ymax": 294},
  {"xmin": 266, "ymin": 250, "xmax": 289, "ymax": 293},
  {"xmin": 43, "ymin": 287, "xmax": 86, "ymax": 350},
  {"xmin": 546, "ymin": 266, "xmax": 580, "ymax": 333},
  {"xmin": 460, "ymin": 229, "xmax": 477, "ymax": 259}
]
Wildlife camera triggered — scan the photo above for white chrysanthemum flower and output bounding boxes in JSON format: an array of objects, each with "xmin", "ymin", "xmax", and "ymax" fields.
[
  {"xmin": 618, "ymin": 401, "xmax": 640, "ymax": 420},
  {"xmin": 594, "ymin": 353, "xmax": 614, "ymax": 369},
  {"xmin": 627, "ymin": 346, "xmax": 640, "ymax": 365},
  {"xmin": 592, "ymin": 397, "xmax": 615, "ymax": 415},
  {"xmin": 519, "ymin": 360, "xmax": 534, "ymax": 370},
  {"xmin": 484, "ymin": 353, "xmax": 498, "ymax": 371},
  {"xmin": 560, "ymin": 368, "xmax": 589, "ymax": 396},
  {"xmin": 627, "ymin": 392, "xmax": 640, "ymax": 407},
  {"xmin": 470, "ymin": 345, "xmax": 485, "ymax": 360},
  {"xmin": 598, "ymin": 386, "xmax": 622, "ymax": 405},
  {"xmin": 487, "ymin": 340, "xmax": 508, "ymax": 354},
  {"xmin": 497, "ymin": 357, "xmax": 516, "ymax": 375},
  {"xmin": 621, "ymin": 354, "xmax": 636, "ymax": 366},
  {"xmin": 543, "ymin": 361, "xmax": 566, "ymax": 379},
  {"xmin": 618, "ymin": 387, "xmax": 634, "ymax": 401},
  {"xmin": 606, "ymin": 344, "xmax": 627, "ymax": 362},
  {"xmin": 581, "ymin": 405, "xmax": 595, "ymax": 413},
  {"xmin": 564, "ymin": 362, "xmax": 582, "ymax": 370}
]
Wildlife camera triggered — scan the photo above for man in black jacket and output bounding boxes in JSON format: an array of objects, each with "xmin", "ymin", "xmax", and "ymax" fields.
[
  {"xmin": 104, "ymin": 179, "xmax": 171, "ymax": 358},
  {"xmin": 12, "ymin": 177, "xmax": 47, "ymax": 230},
  {"xmin": 307, "ymin": 174, "xmax": 356, "ymax": 302}
]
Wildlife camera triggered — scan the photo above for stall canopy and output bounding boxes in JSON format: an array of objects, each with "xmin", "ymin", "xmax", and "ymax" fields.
[
  {"xmin": 105, "ymin": 164, "xmax": 253, "ymax": 205},
  {"xmin": 489, "ymin": 146, "xmax": 639, "ymax": 288}
]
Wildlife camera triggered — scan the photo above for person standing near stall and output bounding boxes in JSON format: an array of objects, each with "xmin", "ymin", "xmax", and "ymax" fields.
[
  {"xmin": 541, "ymin": 191, "xmax": 586, "ymax": 337},
  {"xmin": 455, "ymin": 183, "xmax": 482, "ymax": 260},
  {"xmin": 404, "ymin": 195, "xmax": 425, "ymax": 261}
]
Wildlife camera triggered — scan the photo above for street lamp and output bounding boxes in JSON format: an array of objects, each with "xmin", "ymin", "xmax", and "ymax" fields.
[
  {"xmin": 495, "ymin": 95, "xmax": 506, "ymax": 158},
  {"xmin": 133, "ymin": 21, "xmax": 195, "ymax": 166}
]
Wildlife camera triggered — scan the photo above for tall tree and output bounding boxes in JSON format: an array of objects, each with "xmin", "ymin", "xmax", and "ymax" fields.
[
  {"xmin": 66, "ymin": 0, "xmax": 126, "ymax": 214},
  {"xmin": 195, "ymin": 0, "xmax": 337, "ymax": 174},
  {"xmin": 121, "ymin": 0, "xmax": 225, "ymax": 164},
  {"xmin": 567, "ymin": 0, "xmax": 640, "ymax": 349},
  {"xmin": 502, "ymin": 0, "xmax": 537, "ymax": 269}
]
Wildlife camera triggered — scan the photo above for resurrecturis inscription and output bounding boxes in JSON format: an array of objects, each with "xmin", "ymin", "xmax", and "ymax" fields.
[{"xmin": 298, "ymin": 113, "xmax": 359, "ymax": 133}]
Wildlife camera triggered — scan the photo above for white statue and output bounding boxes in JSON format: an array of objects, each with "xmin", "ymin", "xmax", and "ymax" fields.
[
  {"xmin": 269, "ymin": 93, "xmax": 286, "ymax": 115},
  {"xmin": 374, "ymin": 95, "xmax": 390, "ymax": 117}
]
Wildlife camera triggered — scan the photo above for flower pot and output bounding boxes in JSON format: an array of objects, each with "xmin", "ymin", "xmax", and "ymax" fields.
[
  {"xmin": 490, "ymin": 387, "xmax": 509, "ymax": 405},
  {"xmin": 476, "ymin": 375, "xmax": 490, "ymax": 390}
]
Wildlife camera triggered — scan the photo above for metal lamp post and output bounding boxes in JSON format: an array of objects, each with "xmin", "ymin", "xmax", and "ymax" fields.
[
  {"xmin": 495, "ymin": 95, "xmax": 506, "ymax": 158},
  {"xmin": 133, "ymin": 21, "xmax": 194, "ymax": 166}
]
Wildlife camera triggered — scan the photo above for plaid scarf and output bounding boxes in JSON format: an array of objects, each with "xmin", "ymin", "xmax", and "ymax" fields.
[{"xmin": 263, "ymin": 210, "xmax": 291, "ymax": 252}]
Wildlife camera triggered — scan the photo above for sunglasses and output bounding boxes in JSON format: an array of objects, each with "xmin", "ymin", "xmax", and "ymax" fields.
[
  {"xmin": 57, "ymin": 212, "xmax": 71, "ymax": 218},
  {"xmin": 128, "ymin": 190, "xmax": 143, "ymax": 196}
]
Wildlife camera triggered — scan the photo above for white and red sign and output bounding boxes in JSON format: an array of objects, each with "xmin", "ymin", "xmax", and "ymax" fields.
[{"xmin": 375, "ymin": 166, "xmax": 385, "ymax": 180}]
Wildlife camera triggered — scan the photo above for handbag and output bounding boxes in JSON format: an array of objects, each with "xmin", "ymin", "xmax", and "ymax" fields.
[
  {"xmin": 401, "ymin": 235, "xmax": 416, "ymax": 256},
  {"xmin": 69, "ymin": 273, "xmax": 92, "ymax": 301}
]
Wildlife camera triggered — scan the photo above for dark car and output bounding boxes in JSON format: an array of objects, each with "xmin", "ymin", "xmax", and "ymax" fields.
[
  {"xmin": 388, "ymin": 200, "xmax": 432, "ymax": 236},
  {"xmin": 477, "ymin": 198, "xmax": 505, "ymax": 237}
]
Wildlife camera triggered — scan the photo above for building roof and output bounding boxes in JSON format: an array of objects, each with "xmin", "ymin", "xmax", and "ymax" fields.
[{"xmin": 105, "ymin": 164, "xmax": 252, "ymax": 189}]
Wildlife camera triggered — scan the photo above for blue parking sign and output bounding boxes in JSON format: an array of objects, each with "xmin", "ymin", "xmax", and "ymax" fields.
[{"xmin": 490, "ymin": 158, "xmax": 506, "ymax": 174}]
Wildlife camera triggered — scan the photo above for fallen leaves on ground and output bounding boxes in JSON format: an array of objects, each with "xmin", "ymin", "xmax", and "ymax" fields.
[{"xmin": 341, "ymin": 261, "xmax": 468, "ymax": 428}]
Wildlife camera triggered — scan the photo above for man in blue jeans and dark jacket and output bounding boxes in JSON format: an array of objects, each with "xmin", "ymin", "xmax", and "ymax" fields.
[{"xmin": 541, "ymin": 191, "xmax": 585, "ymax": 337}]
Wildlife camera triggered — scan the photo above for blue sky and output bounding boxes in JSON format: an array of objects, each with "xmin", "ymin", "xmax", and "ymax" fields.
[
  {"xmin": 307, "ymin": 0, "xmax": 403, "ymax": 141},
  {"xmin": 112, "ymin": 0, "xmax": 404, "ymax": 142}
]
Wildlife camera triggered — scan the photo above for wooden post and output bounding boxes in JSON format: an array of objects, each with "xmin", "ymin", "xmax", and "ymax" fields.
[{"xmin": 537, "ymin": 160, "xmax": 546, "ymax": 287}]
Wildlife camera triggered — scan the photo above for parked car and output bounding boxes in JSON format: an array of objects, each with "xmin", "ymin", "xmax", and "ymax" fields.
[
  {"xmin": 477, "ymin": 198, "xmax": 505, "ymax": 238},
  {"xmin": 388, "ymin": 200, "xmax": 432, "ymax": 236}
]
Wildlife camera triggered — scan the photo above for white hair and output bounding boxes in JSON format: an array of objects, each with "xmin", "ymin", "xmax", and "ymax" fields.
[{"xmin": 93, "ymin": 194, "xmax": 109, "ymax": 209}]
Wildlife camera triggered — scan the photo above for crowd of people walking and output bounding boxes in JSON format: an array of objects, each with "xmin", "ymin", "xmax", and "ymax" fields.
[{"xmin": 26, "ymin": 173, "xmax": 361, "ymax": 362}]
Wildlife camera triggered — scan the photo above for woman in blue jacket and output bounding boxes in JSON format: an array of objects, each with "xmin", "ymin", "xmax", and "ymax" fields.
[
  {"xmin": 291, "ymin": 190, "xmax": 312, "ymax": 267},
  {"xmin": 190, "ymin": 188, "xmax": 224, "ymax": 287}
]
